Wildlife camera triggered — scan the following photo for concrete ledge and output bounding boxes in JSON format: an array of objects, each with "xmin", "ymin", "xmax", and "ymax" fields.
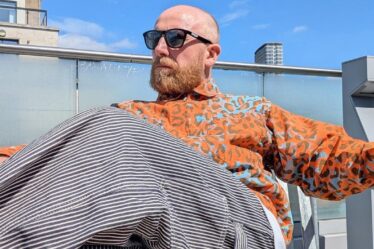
[
  {"xmin": 0, "ymin": 21, "xmax": 59, "ymax": 32},
  {"xmin": 319, "ymin": 218, "xmax": 346, "ymax": 234},
  {"xmin": 319, "ymin": 233, "xmax": 347, "ymax": 249}
]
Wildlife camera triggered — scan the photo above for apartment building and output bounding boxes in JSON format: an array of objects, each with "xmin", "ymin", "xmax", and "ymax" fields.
[
  {"xmin": 255, "ymin": 42, "xmax": 283, "ymax": 65},
  {"xmin": 0, "ymin": 0, "xmax": 58, "ymax": 46}
]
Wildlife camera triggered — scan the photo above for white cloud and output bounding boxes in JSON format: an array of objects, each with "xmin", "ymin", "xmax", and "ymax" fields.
[
  {"xmin": 58, "ymin": 34, "xmax": 110, "ymax": 51},
  {"xmin": 229, "ymin": 0, "xmax": 249, "ymax": 9},
  {"xmin": 220, "ymin": 9, "xmax": 249, "ymax": 25},
  {"xmin": 52, "ymin": 17, "xmax": 137, "ymax": 52},
  {"xmin": 221, "ymin": 0, "xmax": 250, "ymax": 26},
  {"xmin": 293, "ymin": 25, "xmax": 308, "ymax": 33},
  {"xmin": 50, "ymin": 18, "xmax": 104, "ymax": 38},
  {"xmin": 252, "ymin": 24, "xmax": 270, "ymax": 30},
  {"xmin": 110, "ymin": 38, "xmax": 137, "ymax": 50},
  {"xmin": 58, "ymin": 34, "xmax": 138, "ymax": 52}
]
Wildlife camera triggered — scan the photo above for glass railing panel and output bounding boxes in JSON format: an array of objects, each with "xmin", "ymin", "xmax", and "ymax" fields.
[
  {"xmin": 78, "ymin": 63, "xmax": 264, "ymax": 112},
  {"xmin": 264, "ymin": 73, "xmax": 343, "ymax": 125},
  {"xmin": 0, "ymin": 54, "xmax": 76, "ymax": 146},
  {"xmin": 213, "ymin": 69, "xmax": 263, "ymax": 96},
  {"xmin": 78, "ymin": 61, "xmax": 156, "ymax": 112},
  {"xmin": 316, "ymin": 199, "xmax": 346, "ymax": 220},
  {"xmin": 263, "ymin": 73, "xmax": 345, "ymax": 220}
]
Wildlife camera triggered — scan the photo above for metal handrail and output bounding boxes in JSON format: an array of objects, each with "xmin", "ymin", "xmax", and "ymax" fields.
[
  {"xmin": 0, "ymin": 43, "xmax": 342, "ymax": 77},
  {"xmin": 0, "ymin": 5, "xmax": 47, "ymax": 26}
]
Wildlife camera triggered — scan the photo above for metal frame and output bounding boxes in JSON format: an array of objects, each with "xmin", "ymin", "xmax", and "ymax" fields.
[
  {"xmin": 0, "ymin": 43, "xmax": 342, "ymax": 77},
  {"xmin": 342, "ymin": 56, "xmax": 374, "ymax": 249}
]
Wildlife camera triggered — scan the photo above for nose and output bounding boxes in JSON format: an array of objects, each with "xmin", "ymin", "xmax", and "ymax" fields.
[{"xmin": 153, "ymin": 36, "xmax": 169, "ymax": 57}]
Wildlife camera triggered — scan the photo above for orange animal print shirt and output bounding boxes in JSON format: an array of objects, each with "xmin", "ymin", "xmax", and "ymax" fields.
[
  {"xmin": 0, "ymin": 145, "xmax": 26, "ymax": 158},
  {"xmin": 116, "ymin": 81, "xmax": 374, "ymax": 243},
  {"xmin": 1, "ymin": 81, "xmax": 373, "ymax": 243}
]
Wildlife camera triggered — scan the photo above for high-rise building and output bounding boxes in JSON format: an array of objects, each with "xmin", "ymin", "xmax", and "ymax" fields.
[
  {"xmin": 0, "ymin": 0, "xmax": 58, "ymax": 46},
  {"xmin": 255, "ymin": 42, "xmax": 283, "ymax": 65}
]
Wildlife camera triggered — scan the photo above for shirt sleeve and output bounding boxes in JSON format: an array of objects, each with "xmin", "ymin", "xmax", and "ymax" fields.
[
  {"xmin": 266, "ymin": 104, "xmax": 374, "ymax": 200},
  {"xmin": 0, "ymin": 145, "xmax": 26, "ymax": 158}
]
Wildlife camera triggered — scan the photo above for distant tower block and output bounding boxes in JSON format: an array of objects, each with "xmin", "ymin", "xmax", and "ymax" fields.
[{"xmin": 255, "ymin": 43, "xmax": 283, "ymax": 65}]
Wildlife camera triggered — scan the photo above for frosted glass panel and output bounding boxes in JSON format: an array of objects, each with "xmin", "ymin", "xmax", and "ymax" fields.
[
  {"xmin": 213, "ymin": 69, "xmax": 263, "ymax": 96},
  {"xmin": 78, "ymin": 61, "xmax": 156, "ymax": 111},
  {"xmin": 264, "ymin": 74, "xmax": 343, "ymax": 125},
  {"xmin": 0, "ymin": 54, "xmax": 76, "ymax": 146},
  {"xmin": 317, "ymin": 199, "xmax": 346, "ymax": 220},
  {"xmin": 78, "ymin": 64, "xmax": 263, "ymax": 111}
]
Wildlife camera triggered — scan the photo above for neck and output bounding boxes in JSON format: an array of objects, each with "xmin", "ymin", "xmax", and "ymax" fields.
[
  {"xmin": 156, "ymin": 92, "xmax": 187, "ymax": 102},
  {"xmin": 156, "ymin": 78, "xmax": 213, "ymax": 102}
]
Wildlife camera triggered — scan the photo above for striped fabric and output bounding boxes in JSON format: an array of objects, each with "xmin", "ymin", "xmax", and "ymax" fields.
[{"xmin": 0, "ymin": 107, "xmax": 274, "ymax": 249}]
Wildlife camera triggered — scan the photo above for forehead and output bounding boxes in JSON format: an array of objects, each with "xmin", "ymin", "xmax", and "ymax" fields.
[{"xmin": 155, "ymin": 12, "xmax": 198, "ymax": 31}]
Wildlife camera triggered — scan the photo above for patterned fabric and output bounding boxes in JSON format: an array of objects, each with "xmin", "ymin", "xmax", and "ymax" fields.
[
  {"xmin": 0, "ymin": 108, "xmax": 275, "ymax": 248},
  {"xmin": 0, "ymin": 144, "xmax": 26, "ymax": 157},
  {"xmin": 1, "ymin": 81, "xmax": 374, "ymax": 243},
  {"xmin": 115, "ymin": 80, "xmax": 374, "ymax": 243}
]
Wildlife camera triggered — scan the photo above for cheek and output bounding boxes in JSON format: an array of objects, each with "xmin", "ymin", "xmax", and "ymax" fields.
[
  {"xmin": 174, "ymin": 56, "xmax": 188, "ymax": 69},
  {"xmin": 176, "ymin": 52, "xmax": 204, "ymax": 69},
  {"xmin": 169, "ymin": 45, "xmax": 206, "ymax": 68}
]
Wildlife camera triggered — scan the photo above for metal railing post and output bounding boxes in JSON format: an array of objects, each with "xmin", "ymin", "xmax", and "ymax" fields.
[{"xmin": 75, "ymin": 59, "xmax": 79, "ymax": 114}]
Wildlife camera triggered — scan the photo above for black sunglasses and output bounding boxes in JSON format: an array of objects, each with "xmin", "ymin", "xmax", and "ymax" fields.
[{"xmin": 143, "ymin": 28, "xmax": 212, "ymax": 50}]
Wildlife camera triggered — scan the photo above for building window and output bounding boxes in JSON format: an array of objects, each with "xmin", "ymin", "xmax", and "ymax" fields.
[
  {"xmin": 0, "ymin": 38, "xmax": 18, "ymax": 44},
  {"xmin": 0, "ymin": 0, "xmax": 16, "ymax": 23}
]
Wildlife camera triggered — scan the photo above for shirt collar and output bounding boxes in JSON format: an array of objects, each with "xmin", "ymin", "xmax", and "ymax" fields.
[
  {"xmin": 156, "ymin": 80, "xmax": 221, "ymax": 101},
  {"xmin": 192, "ymin": 80, "xmax": 221, "ymax": 98}
]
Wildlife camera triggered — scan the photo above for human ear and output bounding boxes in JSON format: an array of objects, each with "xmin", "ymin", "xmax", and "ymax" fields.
[{"xmin": 205, "ymin": 44, "xmax": 221, "ymax": 67}]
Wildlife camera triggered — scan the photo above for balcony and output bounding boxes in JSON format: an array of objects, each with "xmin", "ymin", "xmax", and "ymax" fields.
[
  {"xmin": 0, "ymin": 4, "xmax": 47, "ymax": 26},
  {"xmin": 0, "ymin": 5, "xmax": 57, "ymax": 46}
]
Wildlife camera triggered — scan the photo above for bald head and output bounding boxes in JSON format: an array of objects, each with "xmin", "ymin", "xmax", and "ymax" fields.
[
  {"xmin": 150, "ymin": 5, "xmax": 221, "ymax": 95},
  {"xmin": 155, "ymin": 5, "xmax": 219, "ymax": 43}
]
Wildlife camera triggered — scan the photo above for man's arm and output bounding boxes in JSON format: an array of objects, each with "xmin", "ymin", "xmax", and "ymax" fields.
[
  {"xmin": 0, "ymin": 145, "xmax": 27, "ymax": 164},
  {"xmin": 266, "ymin": 104, "xmax": 374, "ymax": 200}
]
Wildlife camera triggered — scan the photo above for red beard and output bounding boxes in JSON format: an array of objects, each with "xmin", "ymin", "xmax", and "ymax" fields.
[{"xmin": 150, "ymin": 56, "xmax": 204, "ymax": 99}]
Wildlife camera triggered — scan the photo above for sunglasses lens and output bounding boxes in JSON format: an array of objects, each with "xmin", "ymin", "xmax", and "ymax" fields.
[
  {"xmin": 143, "ymin": 31, "xmax": 161, "ymax": 49},
  {"xmin": 165, "ymin": 29, "xmax": 186, "ymax": 48},
  {"xmin": 143, "ymin": 29, "xmax": 188, "ymax": 50}
]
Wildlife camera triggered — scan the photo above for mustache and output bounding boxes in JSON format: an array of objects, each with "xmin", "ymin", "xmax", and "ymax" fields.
[{"xmin": 153, "ymin": 57, "xmax": 178, "ymax": 69}]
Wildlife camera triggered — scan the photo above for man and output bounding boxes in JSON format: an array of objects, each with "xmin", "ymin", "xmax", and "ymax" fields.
[
  {"xmin": 0, "ymin": 4, "xmax": 373, "ymax": 249},
  {"xmin": 113, "ymin": 4, "xmax": 373, "ymax": 244}
]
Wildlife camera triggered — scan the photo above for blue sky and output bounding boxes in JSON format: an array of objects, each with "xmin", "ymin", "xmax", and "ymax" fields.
[{"xmin": 44, "ymin": 0, "xmax": 374, "ymax": 69}]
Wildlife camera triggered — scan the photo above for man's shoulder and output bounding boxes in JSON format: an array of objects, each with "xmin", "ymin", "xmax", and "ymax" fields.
[
  {"xmin": 218, "ymin": 93, "xmax": 272, "ymax": 114},
  {"xmin": 114, "ymin": 100, "xmax": 157, "ymax": 109},
  {"xmin": 220, "ymin": 92, "xmax": 269, "ymax": 101}
]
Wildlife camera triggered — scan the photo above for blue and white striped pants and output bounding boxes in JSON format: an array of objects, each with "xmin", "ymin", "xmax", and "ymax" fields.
[{"xmin": 0, "ymin": 107, "xmax": 277, "ymax": 249}]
